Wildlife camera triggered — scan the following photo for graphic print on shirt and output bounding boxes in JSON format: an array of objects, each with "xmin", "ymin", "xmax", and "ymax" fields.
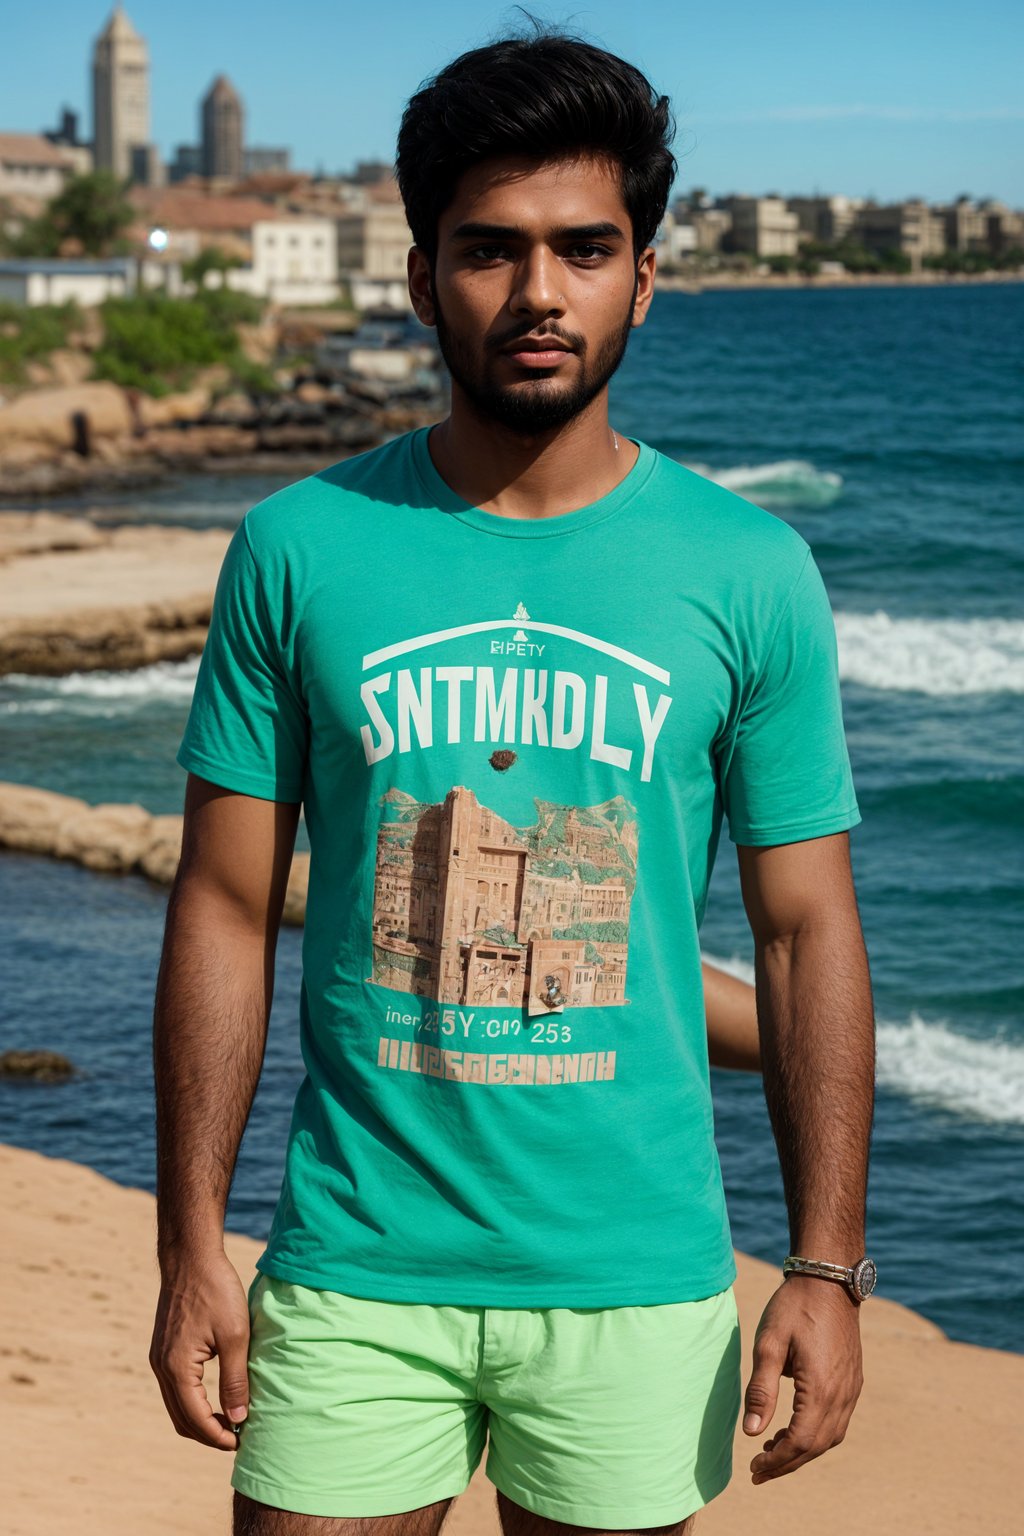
[
  {"xmin": 371, "ymin": 784, "xmax": 637, "ymax": 1015},
  {"xmin": 358, "ymin": 602, "xmax": 673, "ymax": 1089}
]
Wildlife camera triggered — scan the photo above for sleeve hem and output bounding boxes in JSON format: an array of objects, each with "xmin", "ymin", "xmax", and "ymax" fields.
[
  {"xmin": 728, "ymin": 805, "xmax": 862, "ymax": 847},
  {"xmin": 176, "ymin": 744, "xmax": 304, "ymax": 804}
]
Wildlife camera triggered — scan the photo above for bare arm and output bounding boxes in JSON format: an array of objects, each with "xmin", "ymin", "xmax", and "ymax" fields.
[
  {"xmin": 702, "ymin": 960, "xmax": 761, "ymax": 1072},
  {"xmin": 149, "ymin": 772, "xmax": 300, "ymax": 1450},
  {"xmin": 735, "ymin": 831, "xmax": 874, "ymax": 1484}
]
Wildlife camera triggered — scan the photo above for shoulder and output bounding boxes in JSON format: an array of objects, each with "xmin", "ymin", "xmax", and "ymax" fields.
[
  {"xmin": 241, "ymin": 430, "xmax": 419, "ymax": 562},
  {"xmin": 645, "ymin": 444, "xmax": 812, "ymax": 581}
]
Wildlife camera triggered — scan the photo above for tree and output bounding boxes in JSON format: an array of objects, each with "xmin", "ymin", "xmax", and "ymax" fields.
[
  {"xmin": 3, "ymin": 172, "xmax": 136, "ymax": 259},
  {"xmin": 181, "ymin": 246, "xmax": 244, "ymax": 286}
]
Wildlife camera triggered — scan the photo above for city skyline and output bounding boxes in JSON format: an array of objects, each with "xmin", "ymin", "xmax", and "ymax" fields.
[{"xmin": 4, "ymin": 1, "xmax": 1023, "ymax": 205}]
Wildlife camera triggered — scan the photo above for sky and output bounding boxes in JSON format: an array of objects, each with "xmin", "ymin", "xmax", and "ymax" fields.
[{"xmin": 4, "ymin": 0, "xmax": 1023, "ymax": 207}]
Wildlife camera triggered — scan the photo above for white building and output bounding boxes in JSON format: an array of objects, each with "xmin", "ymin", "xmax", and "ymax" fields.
[
  {"xmin": 224, "ymin": 218, "xmax": 339, "ymax": 304},
  {"xmin": 721, "ymin": 197, "xmax": 800, "ymax": 258},
  {"xmin": 0, "ymin": 257, "xmax": 137, "ymax": 306},
  {"xmin": 336, "ymin": 191, "xmax": 413, "ymax": 311},
  {"xmin": 92, "ymin": 5, "xmax": 151, "ymax": 181}
]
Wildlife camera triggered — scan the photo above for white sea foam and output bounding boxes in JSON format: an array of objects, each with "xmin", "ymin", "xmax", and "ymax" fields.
[
  {"xmin": 834, "ymin": 611, "xmax": 1024, "ymax": 695},
  {"xmin": 1, "ymin": 656, "xmax": 200, "ymax": 715},
  {"xmin": 702, "ymin": 951, "xmax": 1024, "ymax": 1126},
  {"xmin": 874, "ymin": 1013, "xmax": 1024, "ymax": 1126},
  {"xmin": 684, "ymin": 458, "xmax": 844, "ymax": 509}
]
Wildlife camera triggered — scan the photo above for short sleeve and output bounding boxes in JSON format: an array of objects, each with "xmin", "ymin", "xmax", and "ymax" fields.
[
  {"xmin": 176, "ymin": 515, "xmax": 308, "ymax": 803},
  {"xmin": 716, "ymin": 547, "xmax": 861, "ymax": 846}
]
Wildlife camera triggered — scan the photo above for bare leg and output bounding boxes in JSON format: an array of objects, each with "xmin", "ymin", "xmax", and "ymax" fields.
[
  {"xmin": 232, "ymin": 1490, "xmax": 456, "ymax": 1536},
  {"xmin": 495, "ymin": 1488, "xmax": 695, "ymax": 1536}
]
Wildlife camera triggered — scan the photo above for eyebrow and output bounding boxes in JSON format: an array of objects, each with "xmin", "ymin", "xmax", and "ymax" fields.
[{"xmin": 449, "ymin": 220, "xmax": 627, "ymax": 243}]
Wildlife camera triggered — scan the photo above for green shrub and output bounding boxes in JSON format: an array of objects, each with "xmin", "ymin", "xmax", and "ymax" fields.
[
  {"xmin": 92, "ymin": 289, "xmax": 268, "ymax": 396},
  {"xmin": 0, "ymin": 300, "xmax": 82, "ymax": 385}
]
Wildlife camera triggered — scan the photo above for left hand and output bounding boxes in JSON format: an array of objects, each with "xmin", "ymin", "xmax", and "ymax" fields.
[{"xmin": 741, "ymin": 1274, "xmax": 865, "ymax": 1483}]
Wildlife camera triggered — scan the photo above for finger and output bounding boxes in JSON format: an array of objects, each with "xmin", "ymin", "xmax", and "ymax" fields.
[
  {"xmin": 167, "ymin": 1354, "xmax": 241, "ymax": 1450},
  {"xmin": 216, "ymin": 1321, "xmax": 251, "ymax": 1429},
  {"xmin": 151, "ymin": 1361, "xmax": 195, "ymax": 1441},
  {"xmin": 751, "ymin": 1406, "xmax": 844, "ymax": 1481},
  {"xmin": 742, "ymin": 1329, "xmax": 786, "ymax": 1434}
]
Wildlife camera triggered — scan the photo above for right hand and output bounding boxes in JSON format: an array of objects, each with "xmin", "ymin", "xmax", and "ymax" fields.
[{"xmin": 149, "ymin": 1250, "xmax": 252, "ymax": 1450}]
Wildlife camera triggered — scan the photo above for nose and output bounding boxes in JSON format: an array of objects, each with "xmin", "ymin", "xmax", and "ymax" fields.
[{"xmin": 508, "ymin": 246, "xmax": 566, "ymax": 320}]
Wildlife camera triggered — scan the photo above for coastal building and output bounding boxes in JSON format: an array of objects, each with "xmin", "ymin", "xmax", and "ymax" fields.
[
  {"xmin": 979, "ymin": 200, "xmax": 1024, "ymax": 256},
  {"xmin": 0, "ymin": 256, "xmax": 136, "ymax": 306},
  {"xmin": 130, "ymin": 143, "xmax": 165, "ymax": 188},
  {"xmin": 853, "ymin": 200, "xmax": 946, "ymax": 269},
  {"xmin": 935, "ymin": 196, "xmax": 991, "ymax": 254},
  {"xmin": 719, "ymin": 196, "xmax": 800, "ymax": 257},
  {"xmin": 127, "ymin": 186, "xmax": 282, "ymax": 261},
  {"xmin": 201, "ymin": 75, "xmax": 245, "ymax": 181},
  {"xmin": 655, "ymin": 210, "xmax": 698, "ymax": 266},
  {"xmin": 41, "ymin": 110, "xmax": 94, "ymax": 176},
  {"xmin": 787, "ymin": 195, "xmax": 863, "ymax": 245},
  {"xmin": 243, "ymin": 147, "xmax": 290, "ymax": 176},
  {"xmin": 336, "ymin": 178, "xmax": 414, "ymax": 309},
  {"xmin": 224, "ymin": 218, "xmax": 338, "ymax": 304},
  {"xmin": 0, "ymin": 134, "xmax": 81, "ymax": 202},
  {"xmin": 91, "ymin": 5, "xmax": 152, "ymax": 182},
  {"xmin": 168, "ymin": 144, "xmax": 202, "ymax": 184}
]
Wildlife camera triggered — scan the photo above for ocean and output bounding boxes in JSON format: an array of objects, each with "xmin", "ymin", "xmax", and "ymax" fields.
[{"xmin": 1, "ymin": 281, "xmax": 1022, "ymax": 1351}]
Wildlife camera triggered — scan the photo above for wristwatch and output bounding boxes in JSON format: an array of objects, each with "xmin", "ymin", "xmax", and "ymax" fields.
[{"xmin": 783, "ymin": 1253, "xmax": 878, "ymax": 1303}]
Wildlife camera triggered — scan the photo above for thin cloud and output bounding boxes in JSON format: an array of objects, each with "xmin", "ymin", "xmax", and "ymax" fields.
[{"xmin": 699, "ymin": 105, "xmax": 1024, "ymax": 124}]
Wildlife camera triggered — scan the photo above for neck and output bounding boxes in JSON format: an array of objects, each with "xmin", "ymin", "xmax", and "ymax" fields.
[{"xmin": 427, "ymin": 389, "xmax": 636, "ymax": 521}]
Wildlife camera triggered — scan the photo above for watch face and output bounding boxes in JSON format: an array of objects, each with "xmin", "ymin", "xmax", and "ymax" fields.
[{"xmin": 854, "ymin": 1258, "xmax": 877, "ymax": 1299}]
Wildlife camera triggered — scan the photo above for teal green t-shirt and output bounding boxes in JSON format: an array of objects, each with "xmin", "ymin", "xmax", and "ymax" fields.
[{"xmin": 176, "ymin": 425, "xmax": 861, "ymax": 1306}]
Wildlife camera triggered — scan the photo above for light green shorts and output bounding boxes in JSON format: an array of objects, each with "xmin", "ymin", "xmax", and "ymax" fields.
[{"xmin": 231, "ymin": 1271, "xmax": 742, "ymax": 1528}]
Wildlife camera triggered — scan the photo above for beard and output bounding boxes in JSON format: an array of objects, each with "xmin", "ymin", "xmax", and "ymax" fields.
[{"xmin": 430, "ymin": 275, "xmax": 638, "ymax": 435}]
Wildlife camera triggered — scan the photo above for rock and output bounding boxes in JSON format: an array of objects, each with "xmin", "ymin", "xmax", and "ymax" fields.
[
  {"xmin": 0, "ymin": 438, "xmax": 56, "ymax": 470},
  {"xmin": 0, "ymin": 383, "xmax": 134, "ymax": 450},
  {"xmin": 0, "ymin": 1049, "xmax": 77, "ymax": 1082},
  {"xmin": 192, "ymin": 363, "xmax": 232, "ymax": 394},
  {"xmin": 0, "ymin": 783, "xmax": 91, "ymax": 854},
  {"xmin": 0, "ymin": 780, "xmax": 310, "ymax": 926},
  {"xmin": 237, "ymin": 319, "xmax": 279, "ymax": 365},
  {"xmin": 0, "ymin": 511, "xmax": 107, "ymax": 563},
  {"xmin": 207, "ymin": 391, "xmax": 254, "ymax": 421},
  {"xmin": 138, "ymin": 815, "xmax": 184, "ymax": 884},
  {"xmin": 48, "ymin": 350, "xmax": 93, "ymax": 388},
  {"xmin": 134, "ymin": 387, "xmax": 212, "ymax": 428},
  {"xmin": 283, "ymin": 854, "xmax": 310, "ymax": 926},
  {"xmin": 53, "ymin": 802, "xmax": 155, "ymax": 873}
]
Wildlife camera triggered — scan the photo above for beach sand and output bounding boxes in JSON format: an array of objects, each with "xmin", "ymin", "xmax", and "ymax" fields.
[{"xmin": 1, "ymin": 1140, "xmax": 1017, "ymax": 1535}]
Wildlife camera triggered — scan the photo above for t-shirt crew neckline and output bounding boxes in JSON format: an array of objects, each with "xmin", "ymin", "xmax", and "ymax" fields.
[{"xmin": 410, "ymin": 423, "xmax": 656, "ymax": 539}]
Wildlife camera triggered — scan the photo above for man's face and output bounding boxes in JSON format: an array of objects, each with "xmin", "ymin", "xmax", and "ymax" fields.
[{"xmin": 410, "ymin": 152, "xmax": 655, "ymax": 435}]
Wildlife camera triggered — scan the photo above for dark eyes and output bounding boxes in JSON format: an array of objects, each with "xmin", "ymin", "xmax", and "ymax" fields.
[{"xmin": 467, "ymin": 244, "xmax": 611, "ymax": 263}]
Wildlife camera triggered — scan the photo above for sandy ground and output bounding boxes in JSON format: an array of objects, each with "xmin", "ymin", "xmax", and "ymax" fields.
[{"xmin": 1, "ymin": 1140, "xmax": 1018, "ymax": 1535}]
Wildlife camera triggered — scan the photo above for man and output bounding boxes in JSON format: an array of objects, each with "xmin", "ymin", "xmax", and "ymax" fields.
[{"xmin": 150, "ymin": 26, "xmax": 875, "ymax": 1536}]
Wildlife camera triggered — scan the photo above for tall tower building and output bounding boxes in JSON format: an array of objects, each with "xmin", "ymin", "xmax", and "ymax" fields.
[
  {"xmin": 201, "ymin": 75, "xmax": 244, "ymax": 180},
  {"xmin": 91, "ymin": 5, "xmax": 150, "ymax": 179}
]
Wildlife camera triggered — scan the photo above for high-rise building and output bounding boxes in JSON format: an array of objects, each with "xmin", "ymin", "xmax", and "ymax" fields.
[
  {"xmin": 91, "ymin": 5, "xmax": 150, "ymax": 180},
  {"xmin": 201, "ymin": 75, "xmax": 244, "ymax": 180}
]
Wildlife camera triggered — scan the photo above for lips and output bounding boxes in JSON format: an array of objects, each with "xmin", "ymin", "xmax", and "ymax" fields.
[{"xmin": 499, "ymin": 336, "xmax": 575, "ymax": 367}]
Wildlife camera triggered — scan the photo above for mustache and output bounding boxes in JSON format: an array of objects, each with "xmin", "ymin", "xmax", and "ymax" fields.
[{"xmin": 487, "ymin": 324, "xmax": 586, "ymax": 355}]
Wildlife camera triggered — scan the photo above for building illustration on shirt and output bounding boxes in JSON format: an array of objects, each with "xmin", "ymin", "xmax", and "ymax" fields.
[{"xmin": 370, "ymin": 784, "xmax": 638, "ymax": 1015}]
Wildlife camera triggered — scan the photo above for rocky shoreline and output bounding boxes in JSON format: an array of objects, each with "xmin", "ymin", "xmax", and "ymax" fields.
[
  {"xmin": 0, "ymin": 510, "xmax": 228, "ymax": 674},
  {"xmin": 0, "ymin": 780, "xmax": 310, "ymax": 924},
  {"xmin": 0, "ymin": 376, "xmax": 439, "ymax": 501}
]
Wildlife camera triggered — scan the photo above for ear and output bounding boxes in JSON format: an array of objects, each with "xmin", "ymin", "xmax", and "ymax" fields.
[
  {"xmin": 408, "ymin": 246, "xmax": 436, "ymax": 327},
  {"xmin": 631, "ymin": 246, "xmax": 657, "ymax": 328}
]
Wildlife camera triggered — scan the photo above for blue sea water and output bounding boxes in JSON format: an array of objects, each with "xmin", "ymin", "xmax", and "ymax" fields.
[{"xmin": 2, "ymin": 282, "xmax": 1022, "ymax": 1351}]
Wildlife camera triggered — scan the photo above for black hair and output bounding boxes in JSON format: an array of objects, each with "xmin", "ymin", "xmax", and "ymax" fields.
[{"xmin": 394, "ymin": 17, "xmax": 677, "ymax": 264}]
